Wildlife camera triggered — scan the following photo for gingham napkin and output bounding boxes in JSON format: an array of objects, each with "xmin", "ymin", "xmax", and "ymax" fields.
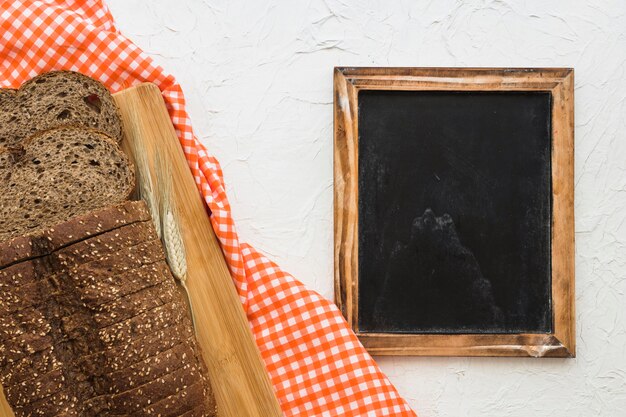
[{"xmin": 0, "ymin": 1, "xmax": 417, "ymax": 415}]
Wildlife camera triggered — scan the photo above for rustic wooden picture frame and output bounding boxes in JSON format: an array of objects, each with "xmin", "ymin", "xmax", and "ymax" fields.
[{"xmin": 333, "ymin": 67, "xmax": 575, "ymax": 357}]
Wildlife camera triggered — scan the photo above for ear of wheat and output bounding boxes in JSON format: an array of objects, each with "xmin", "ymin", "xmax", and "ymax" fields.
[
  {"xmin": 162, "ymin": 206, "xmax": 187, "ymax": 282},
  {"xmin": 153, "ymin": 148, "xmax": 187, "ymax": 281},
  {"xmin": 154, "ymin": 147, "xmax": 196, "ymax": 331},
  {"xmin": 127, "ymin": 127, "xmax": 195, "ymax": 330}
]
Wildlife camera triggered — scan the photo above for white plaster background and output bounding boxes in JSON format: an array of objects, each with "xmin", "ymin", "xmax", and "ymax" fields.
[{"xmin": 106, "ymin": 1, "xmax": 626, "ymax": 415}]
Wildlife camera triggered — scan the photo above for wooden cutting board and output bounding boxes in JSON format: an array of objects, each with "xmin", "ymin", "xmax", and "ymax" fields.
[
  {"xmin": 113, "ymin": 83, "xmax": 282, "ymax": 417},
  {"xmin": 0, "ymin": 83, "xmax": 282, "ymax": 417}
]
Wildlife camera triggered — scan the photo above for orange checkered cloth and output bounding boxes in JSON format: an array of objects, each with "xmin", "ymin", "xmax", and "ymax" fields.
[{"xmin": 0, "ymin": 1, "xmax": 417, "ymax": 415}]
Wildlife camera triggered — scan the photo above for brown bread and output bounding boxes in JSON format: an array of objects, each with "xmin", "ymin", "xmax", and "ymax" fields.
[
  {"xmin": 0, "ymin": 202, "xmax": 216, "ymax": 416},
  {"xmin": 0, "ymin": 70, "xmax": 123, "ymax": 147},
  {"xmin": 0, "ymin": 127, "xmax": 135, "ymax": 243},
  {"xmin": 0, "ymin": 200, "xmax": 150, "ymax": 268}
]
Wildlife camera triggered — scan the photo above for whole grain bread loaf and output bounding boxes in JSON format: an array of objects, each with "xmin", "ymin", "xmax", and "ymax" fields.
[
  {"xmin": 0, "ymin": 127, "xmax": 135, "ymax": 243},
  {"xmin": 0, "ymin": 70, "xmax": 123, "ymax": 146},
  {"xmin": 0, "ymin": 201, "xmax": 217, "ymax": 417}
]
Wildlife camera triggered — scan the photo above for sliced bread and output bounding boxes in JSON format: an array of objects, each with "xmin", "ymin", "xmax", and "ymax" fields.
[
  {"xmin": 0, "ymin": 71, "xmax": 123, "ymax": 146},
  {"xmin": 0, "ymin": 126, "xmax": 135, "ymax": 242},
  {"xmin": 0, "ymin": 200, "xmax": 150, "ymax": 268},
  {"xmin": 1, "ymin": 217, "xmax": 216, "ymax": 416}
]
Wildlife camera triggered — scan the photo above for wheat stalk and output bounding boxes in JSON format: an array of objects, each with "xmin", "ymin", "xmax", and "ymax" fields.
[
  {"xmin": 154, "ymin": 149, "xmax": 187, "ymax": 281},
  {"xmin": 124, "ymin": 132, "xmax": 161, "ymax": 238},
  {"xmin": 161, "ymin": 204, "xmax": 196, "ymax": 330},
  {"xmin": 126, "ymin": 125, "xmax": 195, "ymax": 330},
  {"xmin": 153, "ymin": 148, "xmax": 196, "ymax": 331},
  {"xmin": 162, "ymin": 207, "xmax": 187, "ymax": 282}
]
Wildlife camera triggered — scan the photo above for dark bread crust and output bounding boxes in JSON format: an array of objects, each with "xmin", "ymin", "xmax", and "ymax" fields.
[
  {"xmin": 139, "ymin": 380, "xmax": 209, "ymax": 417},
  {"xmin": 1, "ymin": 222, "xmax": 158, "ymax": 296},
  {"xmin": 3, "ymin": 368, "xmax": 66, "ymax": 407},
  {"xmin": 89, "ymin": 277, "xmax": 180, "ymax": 328},
  {"xmin": 0, "ymin": 301, "xmax": 186, "ymax": 370},
  {"xmin": 1, "ymin": 259, "xmax": 174, "ymax": 331},
  {"xmin": 0, "ymin": 334, "xmax": 53, "ymax": 370},
  {"xmin": 0, "ymin": 200, "xmax": 150, "ymax": 268},
  {"xmin": 0, "ymin": 203, "xmax": 216, "ymax": 416},
  {"xmin": 32, "ymin": 300, "xmax": 190, "ymax": 382},
  {"xmin": 0, "ymin": 307, "xmax": 50, "ymax": 342},
  {"xmin": 0, "ymin": 259, "xmax": 48, "ymax": 290},
  {"xmin": 11, "ymin": 390, "xmax": 78, "ymax": 417},
  {"xmin": 0, "ymin": 279, "xmax": 57, "ymax": 316},
  {"xmin": 85, "ymin": 363, "xmax": 204, "ymax": 414},
  {"xmin": 0, "ymin": 347, "xmax": 60, "ymax": 387},
  {"xmin": 1, "ymin": 235, "xmax": 170, "ymax": 364},
  {"xmin": 0, "ymin": 221, "xmax": 157, "ymax": 317},
  {"xmin": 96, "ymin": 298, "xmax": 189, "ymax": 346},
  {"xmin": 0, "ymin": 70, "xmax": 123, "ymax": 147},
  {"xmin": 76, "ymin": 320, "xmax": 194, "ymax": 374},
  {"xmin": 93, "ymin": 340, "xmax": 196, "ymax": 395},
  {"xmin": 75, "ymin": 260, "xmax": 173, "ymax": 306}
]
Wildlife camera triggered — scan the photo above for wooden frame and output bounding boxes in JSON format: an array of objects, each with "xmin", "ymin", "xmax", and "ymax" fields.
[{"xmin": 333, "ymin": 67, "xmax": 575, "ymax": 357}]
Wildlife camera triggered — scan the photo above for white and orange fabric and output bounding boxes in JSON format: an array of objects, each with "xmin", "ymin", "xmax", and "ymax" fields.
[{"xmin": 0, "ymin": 1, "xmax": 417, "ymax": 415}]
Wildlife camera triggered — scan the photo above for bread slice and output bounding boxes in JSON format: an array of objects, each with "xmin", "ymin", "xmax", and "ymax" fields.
[
  {"xmin": 0, "ymin": 70, "xmax": 123, "ymax": 147},
  {"xmin": 0, "ymin": 127, "xmax": 135, "ymax": 242},
  {"xmin": 0, "ymin": 240, "xmax": 170, "ymax": 364},
  {"xmin": 0, "ymin": 347, "xmax": 60, "ymax": 387},
  {"xmin": 0, "ymin": 222, "xmax": 156, "ymax": 316},
  {"xmin": 139, "ymin": 380, "xmax": 210, "ymax": 417},
  {"xmin": 0, "ymin": 307, "xmax": 49, "ymax": 342},
  {"xmin": 10, "ymin": 390, "xmax": 77, "ymax": 417},
  {"xmin": 85, "ymin": 364, "xmax": 204, "ymax": 414},
  {"xmin": 3, "ymin": 368, "xmax": 67, "ymax": 407},
  {"xmin": 0, "ymin": 200, "xmax": 150, "ymax": 268},
  {"xmin": 94, "ymin": 340, "xmax": 197, "ymax": 395},
  {"xmin": 76, "ymin": 320, "xmax": 194, "ymax": 374}
]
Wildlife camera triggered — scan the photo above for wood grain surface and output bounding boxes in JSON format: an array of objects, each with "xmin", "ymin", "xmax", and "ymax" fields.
[
  {"xmin": 334, "ymin": 67, "xmax": 575, "ymax": 357},
  {"xmin": 0, "ymin": 386, "xmax": 14, "ymax": 417},
  {"xmin": 112, "ymin": 83, "xmax": 283, "ymax": 417}
]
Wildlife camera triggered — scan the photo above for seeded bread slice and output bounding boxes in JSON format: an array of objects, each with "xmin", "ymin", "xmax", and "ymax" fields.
[
  {"xmin": 0, "ymin": 127, "xmax": 135, "ymax": 243},
  {"xmin": 0, "ymin": 237, "xmax": 168, "ymax": 361},
  {"xmin": 76, "ymin": 320, "xmax": 194, "ymax": 374},
  {"xmin": 0, "ymin": 332, "xmax": 53, "ymax": 366},
  {"xmin": 76, "ymin": 261, "xmax": 173, "ymax": 306},
  {"xmin": 2, "ymin": 297, "xmax": 191, "ymax": 389},
  {"xmin": 0, "ymin": 307, "xmax": 50, "ymax": 342},
  {"xmin": 0, "ymin": 70, "xmax": 122, "ymax": 147},
  {"xmin": 0, "ymin": 200, "xmax": 150, "ymax": 268},
  {"xmin": 139, "ymin": 380, "xmax": 210, "ymax": 417},
  {"xmin": 0, "ymin": 223, "xmax": 157, "ymax": 316},
  {"xmin": 0, "ymin": 347, "xmax": 60, "ymax": 388},
  {"xmin": 94, "ymin": 341, "xmax": 196, "ymax": 395},
  {"xmin": 1, "ymin": 274, "xmax": 177, "ymax": 345},
  {"xmin": 85, "ymin": 363, "xmax": 204, "ymax": 414},
  {"xmin": 18, "ymin": 294, "xmax": 187, "ymax": 361},
  {"xmin": 1, "ymin": 243, "xmax": 172, "ymax": 367},
  {"xmin": 11, "ymin": 390, "xmax": 77, "ymax": 417}
]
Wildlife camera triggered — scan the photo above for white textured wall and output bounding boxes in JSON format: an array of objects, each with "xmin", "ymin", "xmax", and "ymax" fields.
[{"xmin": 107, "ymin": 1, "xmax": 626, "ymax": 415}]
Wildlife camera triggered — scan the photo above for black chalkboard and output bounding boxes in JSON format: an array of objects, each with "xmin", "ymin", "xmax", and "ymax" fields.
[{"xmin": 357, "ymin": 90, "xmax": 552, "ymax": 334}]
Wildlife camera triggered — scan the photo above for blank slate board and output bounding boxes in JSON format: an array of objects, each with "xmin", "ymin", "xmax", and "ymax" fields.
[
  {"xmin": 358, "ymin": 90, "xmax": 552, "ymax": 334},
  {"xmin": 334, "ymin": 67, "xmax": 575, "ymax": 357}
]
